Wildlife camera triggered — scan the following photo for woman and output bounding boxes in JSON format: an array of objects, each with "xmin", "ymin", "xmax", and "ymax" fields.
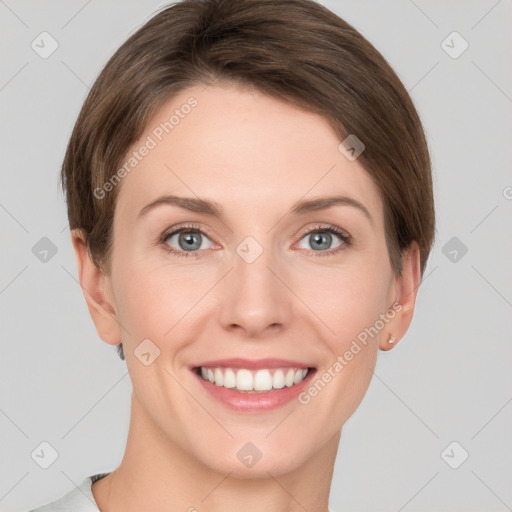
[{"xmin": 31, "ymin": 0, "xmax": 434, "ymax": 510}]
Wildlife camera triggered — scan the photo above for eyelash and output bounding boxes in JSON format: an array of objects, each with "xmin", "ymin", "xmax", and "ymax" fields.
[
  {"xmin": 158, "ymin": 222, "xmax": 352, "ymax": 258},
  {"xmin": 159, "ymin": 223, "xmax": 212, "ymax": 259},
  {"xmin": 298, "ymin": 224, "xmax": 352, "ymax": 257}
]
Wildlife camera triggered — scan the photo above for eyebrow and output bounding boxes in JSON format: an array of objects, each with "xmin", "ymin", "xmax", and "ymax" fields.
[
  {"xmin": 291, "ymin": 196, "xmax": 373, "ymax": 224},
  {"xmin": 138, "ymin": 194, "xmax": 373, "ymax": 225},
  {"xmin": 138, "ymin": 195, "xmax": 223, "ymax": 218}
]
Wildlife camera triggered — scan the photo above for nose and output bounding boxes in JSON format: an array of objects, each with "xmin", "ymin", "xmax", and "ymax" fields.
[{"xmin": 217, "ymin": 244, "xmax": 292, "ymax": 338}]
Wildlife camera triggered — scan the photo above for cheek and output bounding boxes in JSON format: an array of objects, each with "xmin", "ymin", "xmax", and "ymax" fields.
[
  {"xmin": 297, "ymin": 269, "xmax": 384, "ymax": 427},
  {"xmin": 291, "ymin": 258, "xmax": 392, "ymax": 344},
  {"xmin": 296, "ymin": 260, "xmax": 391, "ymax": 420},
  {"xmin": 112, "ymin": 258, "xmax": 215, "ymax": 344}
]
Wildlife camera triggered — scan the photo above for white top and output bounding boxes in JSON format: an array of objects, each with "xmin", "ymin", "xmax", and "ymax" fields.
[
  {"xmin": 28, "ymin": 474, "xmax": 106, "ymax": 511},
  {"xmin": 29, "ymin": 473, "xmax": 337, "ymax": 511}
]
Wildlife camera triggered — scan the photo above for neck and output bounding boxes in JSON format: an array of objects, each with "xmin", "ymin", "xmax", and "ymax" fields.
[{"xmin": 92, "ymin": 392, "xmax": 340, "ymax": 512}]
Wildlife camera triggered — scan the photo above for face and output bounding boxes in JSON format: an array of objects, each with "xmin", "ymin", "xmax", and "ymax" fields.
[{"xmin": 84, "ymin": 83, "xmax": 415, "ymax": 478}]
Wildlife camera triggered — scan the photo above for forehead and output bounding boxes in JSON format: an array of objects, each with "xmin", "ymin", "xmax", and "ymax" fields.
[{"xmin": 113, "ymin": 83, "xmax": 383, "ymax": 226}]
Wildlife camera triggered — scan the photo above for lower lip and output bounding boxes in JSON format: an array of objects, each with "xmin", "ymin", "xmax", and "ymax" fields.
[{"xmin": 193, "ymin": 369, "xmax": 315, "ymax": 412}]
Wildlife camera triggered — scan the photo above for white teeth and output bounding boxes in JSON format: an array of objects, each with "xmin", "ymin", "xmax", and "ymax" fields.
[
  {"xmin": 236, "ymin": 369, "xmax": 253, "ymax": 391},
  {"xmin": 223, "ymin": 368, "xmax": 236, "ymax": 388},
  {"xmin": 254, "ymin": 369, "xmax": 273, "ymax": 391},
  {"xmin": 272, "ymin": 369, "xmax": 285, "ymax": 389},
  {"xmin": 293, "ymin": 369, "xmax": 303, "ymax": 384},
  {"xmin": 214, "ymin": 368, "xmax": 224, "ymax": 387},
  {"xmin": 198, "ymin": 366, "xmax": 310, "ymax": 392},
  {"xmin": 285, "ymin": 369, "xmax": 295, "ymax": 387}
]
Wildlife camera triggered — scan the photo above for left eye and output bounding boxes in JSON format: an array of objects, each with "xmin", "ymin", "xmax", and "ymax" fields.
[
  {"xmin": 297, "ymin": 229, "xmax": 346, "ymax": 252},
  {"xmin": 164, "ymin": 230, "xmax": 214, "ymax": 252}
]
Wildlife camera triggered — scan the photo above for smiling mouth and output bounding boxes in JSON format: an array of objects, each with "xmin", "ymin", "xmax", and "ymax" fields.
[{"xmin": 194, "ymin": 366, "xmax": 315, "ymax": 393}]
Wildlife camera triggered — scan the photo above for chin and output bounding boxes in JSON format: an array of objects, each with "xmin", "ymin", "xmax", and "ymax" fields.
[{"xmin": 198, "ymin": 440, "xmax": 310, "ymax": 479}]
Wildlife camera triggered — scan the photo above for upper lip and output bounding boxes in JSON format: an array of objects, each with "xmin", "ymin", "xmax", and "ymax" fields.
[{"xmin": 191, "ymin": 358, "xmax": 313, "ymax": 370}]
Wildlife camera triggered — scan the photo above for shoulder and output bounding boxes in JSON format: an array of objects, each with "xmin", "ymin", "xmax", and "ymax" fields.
[{"xmin": 28, "ymin": 474, "xmax": 108, "ymax": 512}]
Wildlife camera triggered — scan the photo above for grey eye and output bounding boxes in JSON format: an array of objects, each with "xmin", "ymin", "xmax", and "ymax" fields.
[
  {"xmin": 297, "ymin": 230, "xmax": 344, "ymax": 251},
  {"xmin": 165, "ymin": 230, "xmax": 213, "ymax": 252}
]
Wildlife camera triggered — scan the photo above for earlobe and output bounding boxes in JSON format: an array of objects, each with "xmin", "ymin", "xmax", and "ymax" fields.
[
  {"xmin": 379, "ymin": 241, "xmax": 422, "ymax": 351},
  {"xmin": 71, "ymin": 229, "xmax": 121, "ymax": 346}
]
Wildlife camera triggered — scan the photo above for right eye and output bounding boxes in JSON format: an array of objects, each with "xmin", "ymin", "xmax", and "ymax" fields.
[{"xmin": 161, "ymin": 225, "xmax": 215, "ymax": 257}]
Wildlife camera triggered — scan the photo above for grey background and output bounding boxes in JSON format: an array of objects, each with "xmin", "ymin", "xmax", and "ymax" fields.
[{"xmin": 1, "ymin": 0, "xmax": 511, "ymax": 510}]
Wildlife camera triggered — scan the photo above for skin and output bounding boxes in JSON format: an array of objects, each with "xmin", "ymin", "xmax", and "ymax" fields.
[{"xmin": 72, "ymin": 82, "xmax": 421, "ymax": 512}]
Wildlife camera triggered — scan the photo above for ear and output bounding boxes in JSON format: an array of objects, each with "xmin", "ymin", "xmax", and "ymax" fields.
[
  {"xmin": 379, "ymin": 241, "xmax": 422, "ymax": 351},
  {"xmin": 71, "ymin": 229, "xmax": 121, "ymax": 346}
]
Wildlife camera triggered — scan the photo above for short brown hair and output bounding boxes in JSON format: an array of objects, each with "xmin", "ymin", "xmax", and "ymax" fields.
[{"xmin": 61, "ymin": 0, "xmax": 435, "ymax": 359}]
